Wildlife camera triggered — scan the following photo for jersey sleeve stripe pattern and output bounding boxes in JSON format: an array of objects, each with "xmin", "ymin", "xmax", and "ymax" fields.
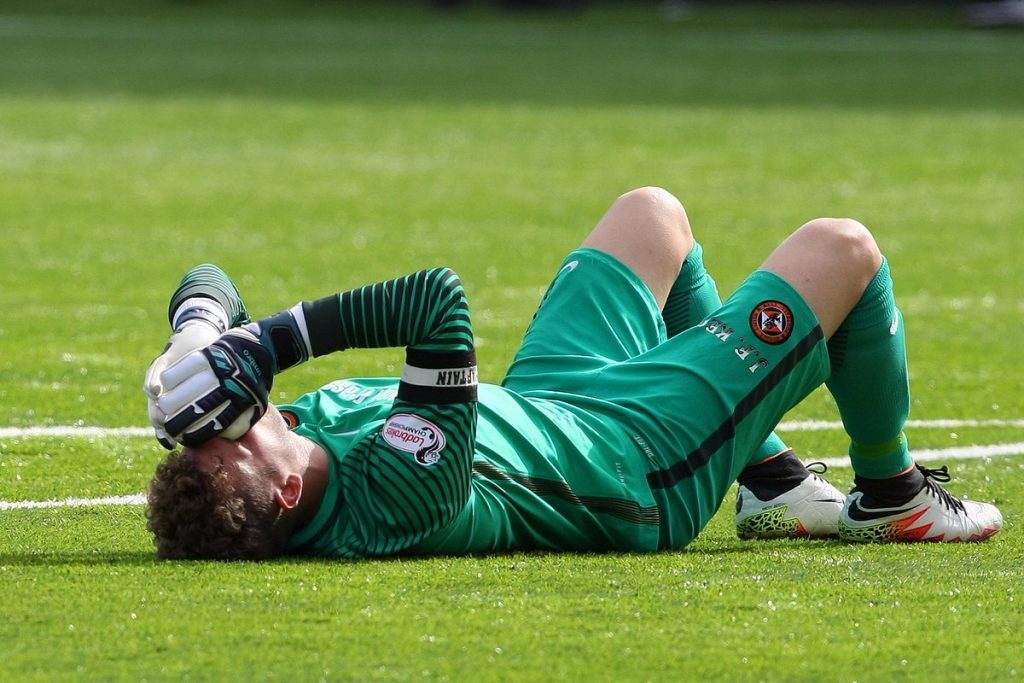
[
  {"xmin": 302, "ymin": 268, "xmax": 474, "ymax": 356},
  {"xmin": 325, "ymin": 400, "xmax": 475, "ymax": 557},
  {"xmin": 167, "ymin": 263, "xmax": 251, "ymax": 330},
  {"xmin": 293, "ymin": 268, "xmax": 478, "ymax": 557}
]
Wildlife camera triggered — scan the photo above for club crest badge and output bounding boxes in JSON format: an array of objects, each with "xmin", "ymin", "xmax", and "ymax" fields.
[
  {"xmin": 382, "ymin": 413, "xmax": 447, "ymax": 466},
  {"xmin": 750, "ymin": 300, "xmax": 794, "ymax": 345},
  {"xmin": 280, "ymin": 409, "xmax": 300, "ymax": 430}
]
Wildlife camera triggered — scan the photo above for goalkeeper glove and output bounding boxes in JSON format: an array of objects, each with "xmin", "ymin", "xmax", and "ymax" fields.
[
  {"xmin": 157, "ymin": 324, "xmax": 275, "ymax": 448},
  {"xmin": 144, "ymin": 297, "xmax": 231, "ymax": 449}
]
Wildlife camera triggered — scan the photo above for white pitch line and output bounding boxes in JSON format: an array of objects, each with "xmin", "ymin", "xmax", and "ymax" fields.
[
  {"xmin": 1, "ymin": 421, "xmax": 1022, "ymax": 510},
  {"xmin": 818, "ymin": 441, "xmax": 1024, "ymax": 468},
  {"xmin": 777, "ymin": 418, "xmax": 1024, "ymax": 431},
  {"xmin": 0, "ymin": 426, "xmax": 151, "ymax": 438},
  {"xmin": 0, "ymin": 418, "xmax": 1022, "ymax": 440},
  {"xmin": 2, "ymin": 443, "xmax": 1023, "ymax": 511},
  {"xmin": 0, "ymin": 493, "xmax": 147, "ymax": 511}
]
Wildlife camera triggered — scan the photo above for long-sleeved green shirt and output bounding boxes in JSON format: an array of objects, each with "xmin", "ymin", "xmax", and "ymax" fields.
[{"xmin": 169, "ymin": 265, "xmax": 661, "ymax": 558}]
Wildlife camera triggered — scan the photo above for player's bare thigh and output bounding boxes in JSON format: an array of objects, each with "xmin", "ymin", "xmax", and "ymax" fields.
[
  {"xmin": 760, "ymin": 217, "xmax": 883, "ymax": 338},
  {"xmin": 581, "ymin": 187, "xmax": 695, "ymax": 308}
]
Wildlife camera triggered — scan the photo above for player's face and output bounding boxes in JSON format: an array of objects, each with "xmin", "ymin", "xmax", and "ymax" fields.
[{"xmin": 187, "ymin": 405, "xmax": 292, "ymax": 490}]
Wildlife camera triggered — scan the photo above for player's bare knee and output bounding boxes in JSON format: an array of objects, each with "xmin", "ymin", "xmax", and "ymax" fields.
[
  {"xmin": 802, "ymin": 217, "xmax": 882, "ymax": 280},
  {"xmin": 614, "ymin": 187, "xmax": 693, "ymax": 244},
  {"xmin": 616, "ymin": 186, "xmax": 685, "ymax": 219},
  {"xmin": 584, "ymin": 187, "xmax": 693, "ymax": 305},
  {"xmin": 834, "ymin": 218, "xmax": 883, "ymax": 279}
]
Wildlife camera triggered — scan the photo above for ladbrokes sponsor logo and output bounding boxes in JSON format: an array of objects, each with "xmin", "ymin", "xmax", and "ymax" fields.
[
  {"xmin": 382, "ymin": 413, "xmax": 447, "ymax": 466},
  {"xmin": 750, "ymin": 300, "xmax": 794, "ymax": 345}
]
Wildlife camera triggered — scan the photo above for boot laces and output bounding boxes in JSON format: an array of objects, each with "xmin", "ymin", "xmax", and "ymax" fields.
[
  {"xmin": 917, "ymin": 464, "xmax": 965, "ymax": 513},
  {"xmin": 806, "ymin": 461, "xmax": 829, "ymax": 482}
]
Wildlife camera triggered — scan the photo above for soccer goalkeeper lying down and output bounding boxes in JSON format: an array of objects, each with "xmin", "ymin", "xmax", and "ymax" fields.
[{"xmin": 144, "ymin": 186, "xmax": 1002, "ymax": 560}]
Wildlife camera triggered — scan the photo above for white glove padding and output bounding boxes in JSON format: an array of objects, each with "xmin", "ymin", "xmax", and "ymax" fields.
[{"xmin": 144, "ymin": 323, "xmax": 220, "ymax": 449}]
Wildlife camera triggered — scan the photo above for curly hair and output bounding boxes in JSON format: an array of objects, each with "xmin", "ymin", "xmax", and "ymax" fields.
[{"xmin": 146, "ymin": 450, "xmax": 290, "ymax": 560}]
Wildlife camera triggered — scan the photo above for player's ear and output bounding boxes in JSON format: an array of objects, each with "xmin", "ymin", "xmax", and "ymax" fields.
[{"xmin": 274, "ymin": 473, "xmax": 303, "ymax": 510}]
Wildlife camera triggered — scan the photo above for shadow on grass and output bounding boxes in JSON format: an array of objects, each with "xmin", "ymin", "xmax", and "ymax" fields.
[
  {"xmin": 0, "ymin": 550, "xmax": 158, "ymax": 567},
  {"xmin": 0, "ymin": 542, "xmax": 794, "ymax": 567}
]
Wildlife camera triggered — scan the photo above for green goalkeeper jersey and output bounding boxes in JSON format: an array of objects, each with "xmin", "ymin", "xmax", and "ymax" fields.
[
  {"xmin": 282, "ymin": 378, "xmax": 660, "ymax": 557},
  {"xmin": 171, "ymin": 246, "xmax": 835, "ymax": 559},
  {"xmin": 171, "ymin": 263, "xmax": 660, "ymax": 557}
]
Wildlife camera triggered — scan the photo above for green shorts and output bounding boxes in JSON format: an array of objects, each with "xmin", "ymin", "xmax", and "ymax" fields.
[{"xmin": 503, "ymin": 247, "xmax": 831, "ymax": 548}]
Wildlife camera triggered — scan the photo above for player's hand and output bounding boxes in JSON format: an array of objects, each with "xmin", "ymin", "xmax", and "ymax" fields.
[
  {"xmin": 144, "ymin": 323, "xmax": 220, "ymax": 449},
  {"xmin": 156, "ymin": 325, "xmax": 275, "ymax": 448}
]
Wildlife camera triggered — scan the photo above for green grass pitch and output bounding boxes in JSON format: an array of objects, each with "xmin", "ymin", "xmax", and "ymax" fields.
[{"xmin": 1, "ymin": 1, "xmax": 1022, "ymax": 680}]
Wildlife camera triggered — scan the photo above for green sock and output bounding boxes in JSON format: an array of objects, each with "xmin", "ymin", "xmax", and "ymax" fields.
[
  {"xmin": 825, "ymin": 259, "xmax": 912, "ymax": 479},
  {"xmin": 662, "ymin": 242, "xmax": 722, "ymax": 335},
  {"xmin": 663, "ymin": 242, "xmax": 789, "ymax": 464}
]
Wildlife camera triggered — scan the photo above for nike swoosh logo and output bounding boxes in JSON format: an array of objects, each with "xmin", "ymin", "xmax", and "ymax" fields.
[
  {"xmin": 845, "ymin": 495, "xmax": 921, "ymax": 523},
  {"xmin": 560, "ymin": 260, "xmax": 579, "ymax": 274}
]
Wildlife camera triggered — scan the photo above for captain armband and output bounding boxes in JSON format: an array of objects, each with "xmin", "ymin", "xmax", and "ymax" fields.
[{"xmin": 399, "ymin": 348, "xmax": 478, "ymax": 404}]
